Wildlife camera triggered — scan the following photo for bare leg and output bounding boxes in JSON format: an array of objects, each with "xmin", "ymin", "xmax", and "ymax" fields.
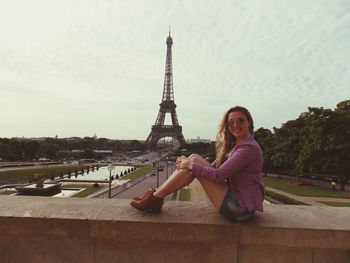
[
  {"xmin": 154, "ymin": 154, "xmax": 228, "ymax": 211},
  {"xmin": 196, "ymin": 177, "xmax": 228, "ymax": 211},
  {"xmin": 187, "ymin": 155, "xmax": 229, "ymax": 210},
  {"xmin": 154, "ymin": 154, "xmax": 210, "ymax": 198},
  {"xmin": 153, "ymin": 168, "xmax": 195, "ymax": 198}
]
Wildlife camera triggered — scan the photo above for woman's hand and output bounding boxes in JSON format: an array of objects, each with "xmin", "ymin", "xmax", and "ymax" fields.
[
  {"xmin": 175, "ymin": 156, "xmax": 186, "ymax": 169},
  {"xmin": 178, "ymin": 158, "xmax": 193, "ymax": 170}
]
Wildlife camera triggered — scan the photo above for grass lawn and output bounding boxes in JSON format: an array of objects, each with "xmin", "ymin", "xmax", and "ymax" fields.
[
  {"xmin": 265, "ymin": 190, "xmax": 308, "ymax": 205},
  {"xmin": 61, "ymin": 184, "xmax": 102, "ymax": 198},
  {"xmin": 318, "ymin": 201, "xmax": 350, "ymax": 207},
  {"xmin": 0, "ymin": 184, "xmax": 101, "ymax": 197},
  {"xmin": 0, "ymin": 190, "xmax": 17, "ymax": 195},
  {"xmin": 264, "ymin": 177, "xmax": 350, "ymax": 199},
  {"xmin": 120, "ymin": 166, "xmax": 154, "ymax": 180},
  {"xmin": 172, "ymin": 188, "xmax": 190, "ymax": 201},
  {"xmin": 179, "ymin": 188, "xmax": 190, "ymax": 201},
  {"xmin": 0, "ymin": 165, "xmax": 92, "ymax": 182}
]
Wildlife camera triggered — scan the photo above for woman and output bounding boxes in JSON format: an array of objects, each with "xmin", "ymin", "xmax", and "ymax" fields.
[{"xmin": 130, "ymin": 106, "xmax": 264, "ymax": 221}]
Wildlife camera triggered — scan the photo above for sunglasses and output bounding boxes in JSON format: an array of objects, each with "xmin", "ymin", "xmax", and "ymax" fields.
[{"xmin": 228, "ymin": 118, "xmax": 247, "ymax": 127}]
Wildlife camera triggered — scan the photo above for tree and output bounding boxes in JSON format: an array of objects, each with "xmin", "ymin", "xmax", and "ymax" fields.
[
  {"xmin": 21, "ymin": 140, "xmax": 40, "ymax": 160},
  {"xmin": 39, "ymin": 142, "xmax": 59, "ymax": 160},
  {"xmin": 294, "ymin": 101, "xmax": 350, "ymax": 190},
  {"xmin": 331, "ymin": 100, "xmax": 350, "ymax": 190},
  {"xmin": 81, "ymin": 148, "xmax": 95, "ymax": 159},
  {"xmin": 127, "ymin": 140, "xmax": 145, "ymax": 151},
  {"xmin": 112, "ymin": 140, "xmax": 122, "ymax": 152},
  {"xmin": 0, "ymin": 138, "xmax": 22, "ymax": 161},
  {"xmin": 268, "ymin": 119, "xmax": 305, "ymax": 177},
  {"xmin": 254, "ymin": 128, "xmax": 273, "ymax": 176}
]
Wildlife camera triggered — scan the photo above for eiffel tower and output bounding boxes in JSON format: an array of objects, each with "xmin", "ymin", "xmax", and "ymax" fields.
[{"xmin": 145, "ymin": 31, "xmax": 186, "ymax": 149}]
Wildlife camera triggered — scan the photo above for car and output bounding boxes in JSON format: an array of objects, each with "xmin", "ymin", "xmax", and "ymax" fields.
[{"xmin": 151, "ymin": 172, "xmax": 156, "ymax": 176}]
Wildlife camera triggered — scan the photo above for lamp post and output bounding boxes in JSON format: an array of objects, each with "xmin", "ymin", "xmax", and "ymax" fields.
[
  {"xmin": 165, "ymin": 160, "xmax": 168, "ymax": 180},
  {"xmin": 331, "ymin": 180, "xmax": 336, "ymax": 192},
  {"xmin": 107, "ymin": 164, "xmax": 114, "ymax": 198},
  {"xmin": 156, "ymin": 154, "xmax": 160, "ymax": 188}
]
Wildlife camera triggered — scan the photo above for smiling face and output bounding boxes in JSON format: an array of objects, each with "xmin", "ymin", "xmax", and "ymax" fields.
[{"xmin": 227, "ymin": 111, "xmax": 251, "ymax": 142}]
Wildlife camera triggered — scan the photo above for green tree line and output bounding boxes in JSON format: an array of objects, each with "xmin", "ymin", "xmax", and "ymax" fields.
[
  {"xmin": 0, "ymin": 137, "xmax": 145, "ymax": 161},
  {"xmin": 255, "ymin": 99, "xmax": 350, "ymax": 190}
]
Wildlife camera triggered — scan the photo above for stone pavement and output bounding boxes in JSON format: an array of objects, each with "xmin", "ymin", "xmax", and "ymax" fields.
[
  {"xmin": 187, "ymin": 180, "xmax": 210, "ymax": 202},
  {"xmin": 3, "ymin": 195, "xmax": 350, "ymax": 263},
  {"xmin": 266, "ymin": 186, "xmax": 350, "ymax": 206},
  {"xmin": 265, "ymin": 186, "xmax": 326, "ymax": 206}
]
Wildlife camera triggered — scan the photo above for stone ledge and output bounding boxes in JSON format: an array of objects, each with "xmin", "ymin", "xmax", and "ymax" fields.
[{"xmin": 1, "ymin": 196, "xmax": 350, "ymax": 263}]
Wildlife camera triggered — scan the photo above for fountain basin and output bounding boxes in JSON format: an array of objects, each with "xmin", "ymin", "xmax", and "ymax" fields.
[{"xmin": 15, "ymin": 183, "xmax": 62, "ymax": 196}]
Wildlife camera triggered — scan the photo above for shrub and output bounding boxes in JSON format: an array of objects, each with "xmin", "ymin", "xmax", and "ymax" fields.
[{"xmin": 288, "ymin": 179, "xmax": 315, "ymax": 186}]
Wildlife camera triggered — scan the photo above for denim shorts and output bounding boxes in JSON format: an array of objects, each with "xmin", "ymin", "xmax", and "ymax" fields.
[{"xmin": 219, "ymin": 190, "xmax": 255, "ymax": 222}]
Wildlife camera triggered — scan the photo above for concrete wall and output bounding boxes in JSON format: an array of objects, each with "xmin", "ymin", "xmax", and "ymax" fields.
[{"xmin": 0, "ymin": 196, "xmax": 349, "ymax": 263}]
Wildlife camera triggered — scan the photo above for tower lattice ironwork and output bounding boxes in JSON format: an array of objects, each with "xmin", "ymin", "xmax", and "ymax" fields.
[{"xmin": 145, "ymin": 31, "xmax": 186, "ymax": 149}]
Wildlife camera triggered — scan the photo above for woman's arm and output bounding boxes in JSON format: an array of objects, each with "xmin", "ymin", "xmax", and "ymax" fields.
[{"xmin": 191, "ymin": 144, "xmax": 258, "ymax": 183}]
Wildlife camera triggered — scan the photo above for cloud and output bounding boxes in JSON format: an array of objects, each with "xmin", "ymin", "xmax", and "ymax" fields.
[{"xmin": 0, "ymin": 0, "xmax": 349, "ymax": 139}]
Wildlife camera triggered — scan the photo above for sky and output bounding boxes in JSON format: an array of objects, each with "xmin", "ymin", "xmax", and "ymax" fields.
[{"xmin": 0, "ymin": 0, "xmax": 349, "ymax": 141}]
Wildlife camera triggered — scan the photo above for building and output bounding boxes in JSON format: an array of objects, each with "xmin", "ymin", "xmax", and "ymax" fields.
[{"xmin": 187, "ymin": 137, "xmax": 211, "ymax": 144}]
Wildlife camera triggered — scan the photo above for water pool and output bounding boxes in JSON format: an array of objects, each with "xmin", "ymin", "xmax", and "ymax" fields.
[{"xmin": 63, "ymin": 165, "xmax": 133, "ymax": 183}]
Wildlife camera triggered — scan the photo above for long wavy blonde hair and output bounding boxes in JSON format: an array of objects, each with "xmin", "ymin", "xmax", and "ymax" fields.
[{"xmin": 215, "ymin": 106, "xmax": 254, "ymax": 168}]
